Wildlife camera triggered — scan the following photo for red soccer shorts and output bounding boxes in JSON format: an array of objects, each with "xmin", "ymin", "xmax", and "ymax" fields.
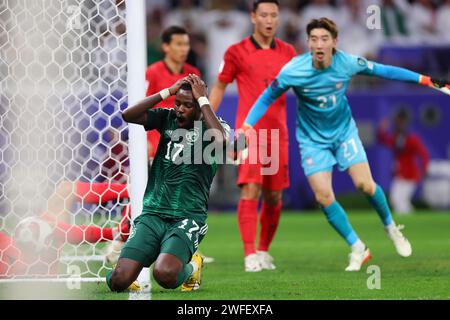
[{"xmin": 237, "ymin": 141, "xmax": 289, "ymax": 191}]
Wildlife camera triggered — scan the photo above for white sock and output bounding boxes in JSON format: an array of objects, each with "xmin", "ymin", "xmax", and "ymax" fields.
[
  {"xmin": 351, "ymin": 239, "xmax": 366, "ymax": 252},
  {"xmin": 190, "ymin": 260, "xmax": 198, "ymax": 274},
  {"xmin": 385, "ymin": 222, "xmax": 396, "ymax": 233}
]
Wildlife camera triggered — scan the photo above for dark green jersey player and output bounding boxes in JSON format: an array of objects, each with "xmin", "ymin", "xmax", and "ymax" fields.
[
  {"xmin": 143, "ymin": 107, "xmax": 223, "ymax": 222},
  {"xmin": 107, "ymin": 74, "xmax": 230, "ymax": 292}
]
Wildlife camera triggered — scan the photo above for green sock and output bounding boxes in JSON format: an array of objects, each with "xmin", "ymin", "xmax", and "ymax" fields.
[
  {"xmin": 106, "ymin": 270, "xmax": 113, "ymax": 291},
  {"xmin": 174, "ymin": 263, "xmax": 194, "ymax": 288}
]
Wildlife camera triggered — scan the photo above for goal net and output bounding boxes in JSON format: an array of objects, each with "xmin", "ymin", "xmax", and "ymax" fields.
[{"xmin": 0, "ymin": 0, "xmax": 134, "ymax": 286}]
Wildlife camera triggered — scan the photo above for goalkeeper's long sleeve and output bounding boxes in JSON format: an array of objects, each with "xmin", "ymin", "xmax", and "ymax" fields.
[
  {"xmin": 365, "ymin": 62, "xmax": 444, "ymax": 87},
  {"xmin": 367, "ymin": 62, "xmax": 422, "ymax": 83},
  {"xmin": 369, "ymin": 62, "xmax": 450, "ymax": 88},
  {"xmin": 244, "ymin": 84, "xmax": 285, "ymax": 127}
]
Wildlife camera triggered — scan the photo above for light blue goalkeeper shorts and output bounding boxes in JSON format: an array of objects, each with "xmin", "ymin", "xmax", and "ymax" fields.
[{"xmin": 299, "ymin": 125, "xmax": 368, "ymax": 177}]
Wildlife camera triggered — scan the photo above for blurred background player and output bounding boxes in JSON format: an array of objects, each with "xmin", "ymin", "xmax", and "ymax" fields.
[
  {"xmin": 0, "ymin": 180, "xmax": 130, "ymax": 278},
  {"xmin": 378, "ymin": 109, "xmax": 429, "ymax": 215},
  {"xmin": 243, "ymin": 17, "xmax": 449, "ymax": 272},
  {"xmin": 145, "ymin": 25, "xmax": 201, "ymax": 160},
  {"xmin": 209, "ymin": 0, "xmax": 296, "ymax": 272},
  {"xmin": 108, "ymin": 75, "xmax": 229, "ymax": 292},
  {"xmin": 211, "ymin": 0, "xmax": 296, "ymax": 272}
]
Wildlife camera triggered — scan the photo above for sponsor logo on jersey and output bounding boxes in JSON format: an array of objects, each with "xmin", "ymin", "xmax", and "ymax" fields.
[
  {"xmin": 186, "ymin": 128, "xmax": 200, "ymax": 144},
  {"xmin": 336, "ymin": 82, "xmax": 343, "ymax": 89},
  {"xmin": 306, "ymin": 157, "xmax": 313, "ymax": 166}
]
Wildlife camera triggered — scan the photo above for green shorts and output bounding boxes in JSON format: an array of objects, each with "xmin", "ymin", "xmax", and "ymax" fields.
[{"xmin": 119, "ymin": 213, "xmax": 208, "ymax": 267}]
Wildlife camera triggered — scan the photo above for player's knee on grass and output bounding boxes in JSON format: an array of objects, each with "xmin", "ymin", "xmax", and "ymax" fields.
[
  {"xmin": 109, "ymin": 266, "xmax": 136, "ymax": 292},
  {"xmin": 153, "ymin": 255, "xmax": 183, "ymax": 289}
]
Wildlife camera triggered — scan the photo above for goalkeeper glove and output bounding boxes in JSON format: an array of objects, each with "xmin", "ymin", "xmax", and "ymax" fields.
[
  {"xmin": 230, "ymin": 123, "xmax": 252, "ymax": 163},
  {"xmin": 420, "ymin": 76, "xmax": 449, "ymax": 89}
]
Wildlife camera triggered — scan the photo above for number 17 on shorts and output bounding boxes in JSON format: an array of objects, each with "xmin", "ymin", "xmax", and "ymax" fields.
[{"xmin": 177, "ymin": 218, "xmax": 208, "ymax": 250}]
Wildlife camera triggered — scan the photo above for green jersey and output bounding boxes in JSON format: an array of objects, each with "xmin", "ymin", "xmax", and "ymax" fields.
[{"xmin": 141, "ymin": 108, "xmax": 230, "ymax": 221}]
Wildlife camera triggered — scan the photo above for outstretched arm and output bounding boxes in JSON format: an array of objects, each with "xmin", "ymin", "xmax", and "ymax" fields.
[
  {"xmin": 361, "ymin": 61, "xmax": 449, "ymax": 90},
  {"xmin": 244, "ymin": 78, "xmax": 289, "ymax": 128}
]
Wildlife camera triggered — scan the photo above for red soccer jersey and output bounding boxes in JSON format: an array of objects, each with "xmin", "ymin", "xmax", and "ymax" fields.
[
  {"xmin": 145, "ymin": 60, "xmax": 201, "ymax": 108},
  {"xmin": 218, "ymin": 36, "xmax": 296, "ymax": 141},
  {"xmin": 145, "ymin": 60, "xmax": 201, "ymax": 158},
  {"xmin": 378, "ymin": 130, "xmax": 429, "ymax": 181}
]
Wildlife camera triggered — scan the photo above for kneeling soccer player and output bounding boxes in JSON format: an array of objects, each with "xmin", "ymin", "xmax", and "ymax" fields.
[{"xmin": 107, "ymin": 74, "xmax": 230, "ymax": 292}]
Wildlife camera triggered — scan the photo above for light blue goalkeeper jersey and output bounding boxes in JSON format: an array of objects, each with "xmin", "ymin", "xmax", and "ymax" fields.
[{"xmin": 245, "ymin": 50, "xmax": 421, "ymax": 145}]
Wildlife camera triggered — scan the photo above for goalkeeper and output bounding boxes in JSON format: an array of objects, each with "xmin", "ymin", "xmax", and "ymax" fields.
[
  {"xmin": 107, "ymin": 74, "xmax": 230, "ymax": 292},
  {"xmin": 240, "ymin": 17, "xmax": 449, "ymax": 272}
]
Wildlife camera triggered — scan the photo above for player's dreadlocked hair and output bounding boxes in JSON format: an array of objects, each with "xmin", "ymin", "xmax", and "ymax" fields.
[
  {"xmin": 252, "ymin": 0, "xmax": 279, "ymax": 12},
  {"xmin": 306, "ymin": 17, "xmax": 338, "ymax": 54}
]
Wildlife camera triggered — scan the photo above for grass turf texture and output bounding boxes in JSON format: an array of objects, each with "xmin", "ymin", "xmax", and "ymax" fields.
[{"xmin": 1, "ymin": 210, "xmax": 449, "ymax": 300}]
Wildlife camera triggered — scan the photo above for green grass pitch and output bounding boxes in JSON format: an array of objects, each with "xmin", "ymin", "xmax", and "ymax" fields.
[{"xmin": 1, "ymin": 210, "xmax": 449, "ymax": 300}]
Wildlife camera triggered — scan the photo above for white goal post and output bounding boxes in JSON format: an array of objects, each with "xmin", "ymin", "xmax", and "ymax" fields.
[{"xmin": 0, "ymin": 0, "xmax": 149, "ymax": 293}]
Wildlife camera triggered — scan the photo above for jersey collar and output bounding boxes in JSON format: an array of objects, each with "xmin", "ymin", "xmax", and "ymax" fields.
[
  {"xmin": 163, "ymin": 60, "xmax": 184, "ymax": 75},
  {"xmin": 249, "ymin": 35, "xmax": 276, "ymax": 50}
]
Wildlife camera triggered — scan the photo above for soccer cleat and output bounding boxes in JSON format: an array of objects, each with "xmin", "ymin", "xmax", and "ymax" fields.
[
  {"xmin": 345, "ymin": 248, "xmax": 372, "ymax": 272},
  {"xmin": 244, "ymin": 253, "xmax": 262, "ymax": 272},
  {"xmin": 386, "ymin": 224, "xmax": 412, "ymax": 257},
  {"xmin": 126, "ymin": 280, "xmax": 141, "ymax": 292},
  {"xmin": 203, "ymin": 255, "xmax": 215, "ymax": 264},
  {"xmin": 181, "ymin": 253, "xmax": 204, "ymax": 292},
  {"xmin": 196, "ymin": 250, "xmax": 215, "ymax": 264},
  {"xmin": 256, "ymin": 250, "xmax": 276, "ymax": 270}
]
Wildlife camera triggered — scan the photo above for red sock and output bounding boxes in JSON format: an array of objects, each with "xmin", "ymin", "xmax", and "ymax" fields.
[
  {"xmin": 257, "ymin": 201, "xmax": 282, "ymax": 252},
  {"xmin": 237, "ymin": 199, "xmax": 259, "ymax": 256},
  {"xmin": 76, "ymin": 182, "xmax": 129, "ymax": 204},
  {"xmin": 54, "ymin": 221, "xmax": 113, "ymax": 244}
]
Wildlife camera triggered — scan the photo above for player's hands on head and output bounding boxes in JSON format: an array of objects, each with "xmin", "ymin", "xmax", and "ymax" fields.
[
  {"xmin": 168, "ymin": 77, "xmax": 189, "ymax": 95},
  {"xmin": 186, "ymin": 74, "xmax": 208, "ymax": 100}
]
